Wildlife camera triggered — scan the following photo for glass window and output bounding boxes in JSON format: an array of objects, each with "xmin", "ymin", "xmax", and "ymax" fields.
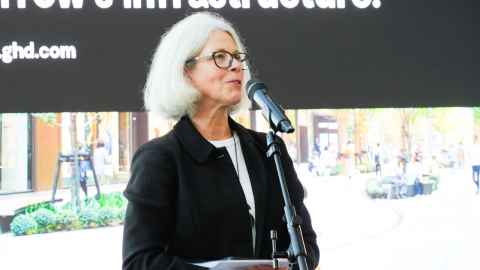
[{"xmin": 0, "ymin": 114, "xmax": 30, "ymax": 194}]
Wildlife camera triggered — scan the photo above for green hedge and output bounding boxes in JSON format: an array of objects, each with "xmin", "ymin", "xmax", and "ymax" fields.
[
  {"xmin": 10, "ymin": 215, "xmax": 38, "ymax": 236},
  {"xmin": 14, "ymin": 200, "xmax": 56, "ymax": 216},
  {"xmin": 10, "ymin": 192, "xmax": 127, "ymax": 236},
  {"xmin": 366, "ymin": 178, "xmax": 385, "ymax": 199}
]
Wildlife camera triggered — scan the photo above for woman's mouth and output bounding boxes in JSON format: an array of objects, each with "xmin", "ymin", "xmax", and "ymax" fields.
[{"xmin": 226, "ymin": 80, "xmax": 242, "ymax": 85}]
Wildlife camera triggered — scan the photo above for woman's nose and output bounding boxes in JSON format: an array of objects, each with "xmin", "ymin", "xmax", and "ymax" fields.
[{"xmin": 229, "ymin": 58, "xmax": 242, "ymax": 71}]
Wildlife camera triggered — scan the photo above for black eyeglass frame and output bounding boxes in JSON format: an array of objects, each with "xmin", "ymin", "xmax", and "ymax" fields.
[{"xmin": 185, "ymin": 50, "xmax": 248, "ymax": 70}]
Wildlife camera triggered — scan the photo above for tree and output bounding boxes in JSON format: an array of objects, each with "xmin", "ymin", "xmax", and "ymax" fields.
[
  {"xmin": 474, "ymin": 107, "xmax": 480, "ymax": 136},
  {"xmin": 398, "ymin": 108, "xmax": 432, "ymax": 159},
  {"xmin": 32, "ymin": 113, "xmax": 87, "ymax": 213}
]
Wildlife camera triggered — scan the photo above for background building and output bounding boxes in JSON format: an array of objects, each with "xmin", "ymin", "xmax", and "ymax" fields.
[{"xmin": 1, "ymin": 107, "xmax": 478, "ymax": 195}]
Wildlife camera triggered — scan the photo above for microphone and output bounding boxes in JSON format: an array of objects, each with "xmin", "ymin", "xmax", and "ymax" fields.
[{"xmin": 246, "ymin": 79, "xmax": 294, "ymax": 133}]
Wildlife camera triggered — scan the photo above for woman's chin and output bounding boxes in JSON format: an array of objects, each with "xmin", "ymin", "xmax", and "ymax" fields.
[
  {"xmin": 230, "ymin": 95, "xmax": 243, "ymax": 106},
  {"xmin": 225, "ymin": 91, "xmax": 242, "ymax": 104}
]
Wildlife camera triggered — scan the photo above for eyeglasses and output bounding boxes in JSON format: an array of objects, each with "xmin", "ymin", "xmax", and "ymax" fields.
[{"xmin": 186, "ymin": 50, "xmax": 248, "ymax": 70}]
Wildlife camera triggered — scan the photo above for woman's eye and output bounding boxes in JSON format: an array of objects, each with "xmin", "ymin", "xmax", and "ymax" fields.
[{"xmin": 215, "ymin": 53, "xmax": 227, "ymax": 61}]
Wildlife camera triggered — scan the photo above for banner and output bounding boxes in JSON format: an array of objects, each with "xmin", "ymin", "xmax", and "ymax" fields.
[{"xmin": 1, "ymin": 0, "xmax": 478, "ymax": 112}]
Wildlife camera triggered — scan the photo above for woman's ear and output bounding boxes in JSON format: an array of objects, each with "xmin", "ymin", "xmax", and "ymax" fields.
[{"xmin": 184, "ymin": 67, "xmax": 192, "ymax": 82}]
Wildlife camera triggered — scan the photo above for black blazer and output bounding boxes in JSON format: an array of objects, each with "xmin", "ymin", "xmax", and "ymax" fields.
[{"xmin": 122, "ymin": 116, "xmax": 319, "ymax": 270}]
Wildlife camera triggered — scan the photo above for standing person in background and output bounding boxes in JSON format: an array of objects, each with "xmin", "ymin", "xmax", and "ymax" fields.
[
  {"xmin": 457, "ymin": 142, "xmax": 465, "ymax": 170},
  {"xmin": 78, "ymin": 143, "xmax": 90, "ymax": 197},
  {"xmin": 93, "ymin": 140, "xmax": 109, "ymax": 185},
  {"xmin": 122, "ymin": 12, "xmax": 319, "ymax": 270},
  {"xmin": 374, "ymin": 143, "xmax": 382, "ymax": 177},
  {"xmin": 313, "ymin": 136, "xmax": 321, "ymax": 157},
  {"xmin": 398, "ymin": 148, "xmax": 408, "ymax": 175},
  {"xmin": 345, "ymin": 140, "xmax": 355, "ymax": 180},
  {"xmin": 412, "ymin": 146, "xmax": 424, "ymax": 196},
  {"xmin": 470, "ymin": 136, "xmax": 480, "ymax": 194}
]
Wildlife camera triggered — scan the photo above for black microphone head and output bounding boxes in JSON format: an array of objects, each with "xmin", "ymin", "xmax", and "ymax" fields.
[{"xmin": 246, "ymin": 79, "xmax": 267, "ymax": 100}]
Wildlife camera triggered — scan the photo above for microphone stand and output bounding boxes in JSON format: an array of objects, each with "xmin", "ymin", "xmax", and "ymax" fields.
[{"xmin": 266, "ymin": 131, "xmax": 309, "ymax": 270}]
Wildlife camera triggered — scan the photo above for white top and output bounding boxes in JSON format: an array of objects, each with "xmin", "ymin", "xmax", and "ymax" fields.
[
  {"xmin": 93, "ymin": 146, "xmax": 109, "ymax": 176},
  {"xmin": 209, "ymin": 132, "xmax": 256, "ymax": 254},
  {"xmin": 470, "ymin": 143, "xmax": 480, "ymax": 165}
]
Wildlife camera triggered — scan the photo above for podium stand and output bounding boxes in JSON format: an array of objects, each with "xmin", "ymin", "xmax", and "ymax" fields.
[{"xmin": 51, "ymin": 153, "xmax": 101, "ymax": 202}]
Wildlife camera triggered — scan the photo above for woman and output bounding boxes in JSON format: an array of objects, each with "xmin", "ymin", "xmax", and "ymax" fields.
[{"xmin": 122, "ymin": 12, "xmax": 319, "ymax": 270}]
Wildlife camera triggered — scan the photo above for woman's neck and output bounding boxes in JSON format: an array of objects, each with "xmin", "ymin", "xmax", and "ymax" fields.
[{"xmin": 191, "ymin": 109, "xmax": 232, "ymax": 141}]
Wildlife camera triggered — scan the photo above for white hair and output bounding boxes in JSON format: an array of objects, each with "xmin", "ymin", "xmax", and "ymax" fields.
[{"xmin": 143, "ymin": 12, "xmax": 252, "ymax": 120}]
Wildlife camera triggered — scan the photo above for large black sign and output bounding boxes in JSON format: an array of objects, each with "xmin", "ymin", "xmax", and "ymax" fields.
[{"xmin": 1, "ymin": 0, "xmax": 478, "ymax": 112}]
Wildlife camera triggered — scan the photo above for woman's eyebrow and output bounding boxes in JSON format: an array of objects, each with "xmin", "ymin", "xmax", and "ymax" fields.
[{"xmin": 212, "ymin": 48, "xmax": 240, "ymax": 53}]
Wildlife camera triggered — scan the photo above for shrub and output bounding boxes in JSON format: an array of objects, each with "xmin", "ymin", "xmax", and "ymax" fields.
[
  {"xmin": 15, "ymin": 201, "xmax": 55, "ymax": 216},
  {"xmin": 428, "ymin": 176, "xmax": 440, "ymax": 190},
  {"xmin": 366, "ymin": 178, "xmax": 384, "ymax": 199},
  {"xmin": 97, "ymin": 192, "xmax": 127, "ymax": 209},
  {"xmin": 96, "ymin": 207, "xmax": 116, "ymax": 226},
  {"xmin": 10, "ymin": 214, "xmax": 38, "ymax": 236},
  {"xmin": 83, "ymin": 197, "xmax": 101, "ymax": 210},
  {"xmin": 116, "ymin": 206, "xmax": 127, "ymax": 222},
  {"xmin": 12, "ymin": 192, "xmax": 127, "ymax": 236},
  {"xmin": 78, "ymin": 208, "xmax": 99, "ymax": 227},
  {"xmin": 330, "ymin": 164, "xmax": 343, "ymax": 176},
  {"xmin": 357, "ymin": 162, "xmax": 375, "ymax": 174},
  {"xmin": 32, "ymin": 208, "xmax": 58, "ymax": 233},
  {"xmin": 56, "ymin": 209, "xmax": 80, "ymax": 230}
]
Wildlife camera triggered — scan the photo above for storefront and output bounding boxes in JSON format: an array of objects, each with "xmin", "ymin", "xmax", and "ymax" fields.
[
  {"xmin": 60, "ymin": 112, "xmax": 133, "ymax": 184},
  {"xmin": 0, "ymin": 114, "xmax": 32, "ymax": 194}
]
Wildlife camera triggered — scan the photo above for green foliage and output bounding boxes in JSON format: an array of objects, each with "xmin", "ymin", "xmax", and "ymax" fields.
[
  {"xmin": 427, "ymin": 176, "xmax": 440, "ymax": 190},
  {"xmin": 10, "ymin": 215, "xmax": 38, "ymax": 236},
  {"xmin": 78, "ymin": 208, "xmax": 99, "ymax": 227},
  {"xmin": 56, "ymin": 209, "xmax": 80, "ymax": 230},
  {"xmin": 31, "ymin": 113, "xmax": 58, "ymax": 126},
  {"xmin": 32, "ymin": 208, "xmax": 57, "ymax": 230},
  {"xmin": 474, "ymin": 107, "xmax": 480, "ymax": 125},
  {"xmin": 12, "ymin": 192, "xmax": 127, "ymax": 236},
  {"xmin": 96, "ymin": 192, "xmax": 127, "ymax": 209},
  {"xmin": 357, "ymin": 162, "xmax": 375, "ymax": 174},
  {"xmin": 329, "ymin": 164, "xmax": 343, "ymax": 176},
  {"xmin": 83, "ymin": 197, "xmax": 101, "ymax": 210},
  {"xmin": 15, "ymin": 201, "xmax": 56, "ymax": 216},
  {"xmin": 32, "ymin": 113, "xmax": 57, "ymax": 126},
  {"xmin": 96, "ymin": 208, "xmax": 116, "ymax": 226},
  {"xmin": 116, "ymin": 207, "xmax": 127, "ymax": 222},
  {"xmin": 74, "ymin": 192, "xmax": 127, "ymax": 211},
  {"xmin": 366, "ymin": 178, "xmax": 384, "ymax": 199}
]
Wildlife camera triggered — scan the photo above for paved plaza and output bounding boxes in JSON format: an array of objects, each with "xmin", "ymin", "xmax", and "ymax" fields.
[
  {"xmin": 1, "ymin": 167, "xmax": 479, "ymax": 270},
  {"xmin": 302, "ymin": 167, "xmax": 480, "ymax": 270}
]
